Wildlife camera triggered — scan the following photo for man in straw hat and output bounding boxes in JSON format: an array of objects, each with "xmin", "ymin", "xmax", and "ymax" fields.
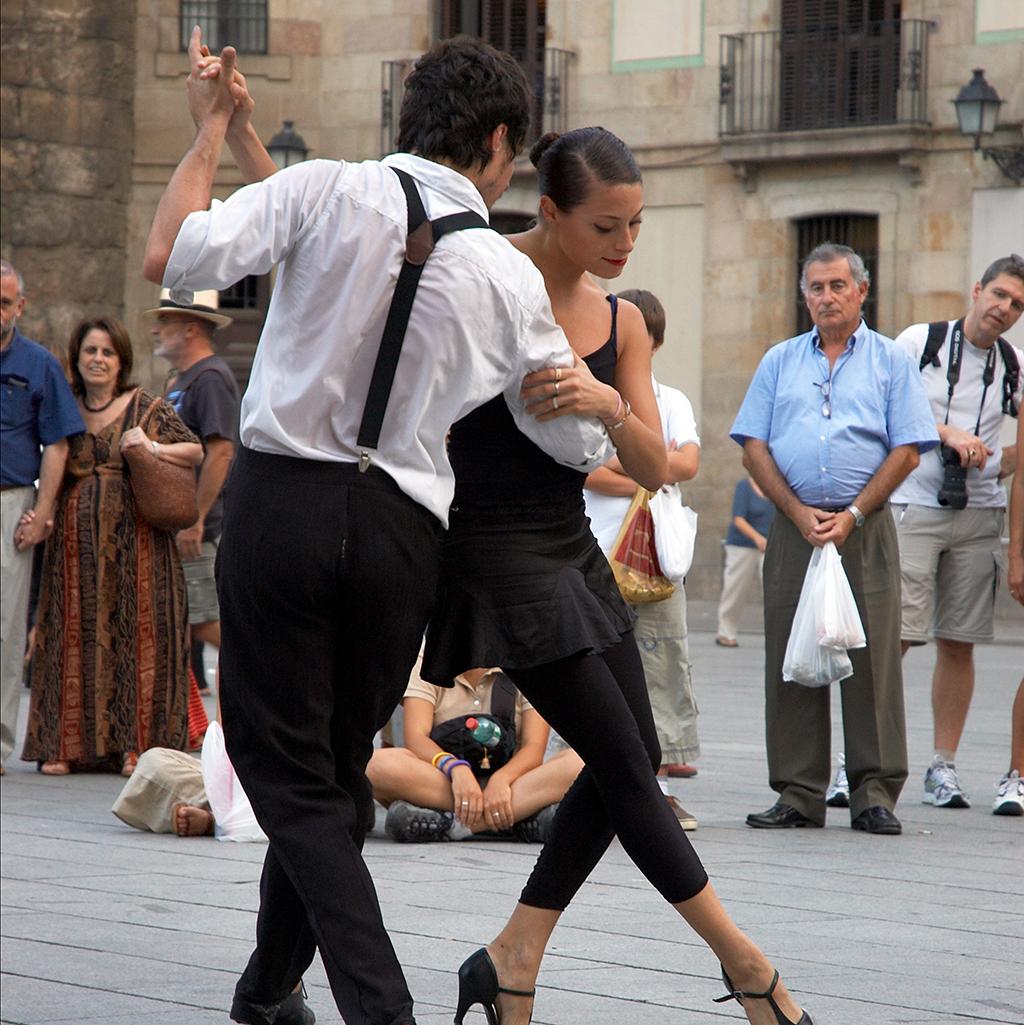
[
  {"xmin": 143, "ymin": 28, "xmax": 610, "ymax": 1025},
  {"xmin": 142, "ymin": 290, "xmax": 239, "ymax": 688}
]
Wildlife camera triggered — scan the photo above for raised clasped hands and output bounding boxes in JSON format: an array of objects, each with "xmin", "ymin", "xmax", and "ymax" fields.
[
  {"xmin": 521, "ymin": 354, "xmax": 618, "ymax": 423},
  {"xmin": 185, "ymin": 26, "xmax": 247, "ymax": 131}
]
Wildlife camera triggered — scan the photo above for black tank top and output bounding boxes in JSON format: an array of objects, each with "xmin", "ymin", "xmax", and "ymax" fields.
[{"xmin": 449, "ymin": 295, "xmax": 618, "ymax": 511}]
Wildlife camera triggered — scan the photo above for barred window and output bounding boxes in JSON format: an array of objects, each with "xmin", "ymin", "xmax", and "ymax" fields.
[
  {"xmin": 794, "ymin": 214, "xmax": 879, "ymax": 334},
  {"xmin": 180, "ymin": 1, "xmax": 268, "ymax": 54}
]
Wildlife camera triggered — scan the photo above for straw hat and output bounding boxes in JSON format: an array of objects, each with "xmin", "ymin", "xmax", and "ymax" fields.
[{"xmin": 141, "ymin": 289, "xmax": 232, "ymax": 329}]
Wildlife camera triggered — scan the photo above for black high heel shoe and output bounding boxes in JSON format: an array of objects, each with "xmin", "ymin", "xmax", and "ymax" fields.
[
  {"xmin": 714, "ymin": 966, "xmax": 814, "ymax": 1025},
  {"xmin": 454, "ymin": 948, "xmax": 535, "ymax": 1025}
]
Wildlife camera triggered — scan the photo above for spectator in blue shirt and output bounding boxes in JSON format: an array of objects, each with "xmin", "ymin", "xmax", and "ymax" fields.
[
  {"xmin": 715, "ymin": 476, "xmax": 775, "ymax": 647},
  {"xmin": 730, "ymin": 242, "xmax": 937, "ymax": 837},
  {"xmin": 0, "ymin": 260, "xmax": 84, "ymax": 775}
]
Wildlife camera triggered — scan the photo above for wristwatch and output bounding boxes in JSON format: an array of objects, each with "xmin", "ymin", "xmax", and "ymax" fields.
[{"xmin": 846, "ymin": 504, "xmax": 865, "ymax": 527}]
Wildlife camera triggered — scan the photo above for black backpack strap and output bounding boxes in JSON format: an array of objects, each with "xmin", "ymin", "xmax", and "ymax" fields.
[
  {"xmin": 919, "ymin": 321, "xmax": 949, "ymax": 371},
  {"xmin": 489, "ymin": 672, "xmax": 517, "ymax": 724},
  {"xmin": 997, "ymin": 337, "xmax": 1021, "ymax": 417},
  {"xmin": 356, "ymin": 169, "xmax": 491, "ymax": 467}
]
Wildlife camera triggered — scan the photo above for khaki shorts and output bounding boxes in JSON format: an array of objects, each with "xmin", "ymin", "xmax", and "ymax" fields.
[
  {"xmin": 894, "ymin": 503, "xmax": 1004, "ymax": 645},
  {"xmin": 183, "ymin": 538, "xmax": 219, "ymax": 625}
]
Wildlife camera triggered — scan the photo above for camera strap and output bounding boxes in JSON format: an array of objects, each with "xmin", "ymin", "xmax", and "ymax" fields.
[{"xmin": 941, "ymin": 319, "xmax": 996, "ymax": 437}]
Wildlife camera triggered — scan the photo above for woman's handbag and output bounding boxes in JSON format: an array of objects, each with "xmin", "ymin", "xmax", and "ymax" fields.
[
  {"xmin": 122, "ymin": 394, "xmax": 199, "ymax": 533},
  {"xmin": 608, "ymin": 488, "xmax": 675, "ymax": 605},
  {"xmin": 649, "ymin": 483, "xmax": 698, "ymax": 582}
]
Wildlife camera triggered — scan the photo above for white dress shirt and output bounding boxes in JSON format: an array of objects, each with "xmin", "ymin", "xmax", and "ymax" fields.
[
  {"xmin": 163, "ymin": 152, "xmax": 611, "ymax": 525},
  {"xmin": 585, "ymin": 377, "xmax": 700, "ymax": 552}
]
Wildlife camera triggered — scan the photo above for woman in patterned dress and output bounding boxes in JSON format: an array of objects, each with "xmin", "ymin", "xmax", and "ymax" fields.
[{"xmin": 22, "ymin": 317, "xmax": 202, "ymax": 775}]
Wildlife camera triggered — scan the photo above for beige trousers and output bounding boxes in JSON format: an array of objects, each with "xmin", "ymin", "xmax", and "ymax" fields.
[
  {"xmin": 1, "ymin": 487, "xmax": 34, "ymax": 764},
  {"xmin": 716, "ymin": 543, "xmax": 764, "ymax": 641},
  {"xmin": 111, "ymin": 747, "xmax": 209, "ymax": 832}
]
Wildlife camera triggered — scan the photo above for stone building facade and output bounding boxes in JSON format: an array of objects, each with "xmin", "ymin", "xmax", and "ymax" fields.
[
  {"xmin": 1, "ymin": 0, "xmax": 138, "ymax": 348},
  {"xmin": 2, "ymin": 1, "xmax": 1022, "ymax": 604}
]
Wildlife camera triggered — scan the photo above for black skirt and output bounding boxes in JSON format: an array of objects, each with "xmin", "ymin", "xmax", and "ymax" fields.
[{"xmin": 421, "ymin": 495, "xmax": 636, "ymax": 686}]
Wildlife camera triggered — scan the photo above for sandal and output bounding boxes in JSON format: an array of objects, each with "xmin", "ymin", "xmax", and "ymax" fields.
[
  {"xmin": 40, "ymin": 760, "xmax": 71, "ymax": 776},
  {"xmin": 715, "ymin": 635, "xmax": 739, "ymax": 647},
  {"xmin": 714, "ymin": 967, "xmax": 813, "ymax": 1024}
]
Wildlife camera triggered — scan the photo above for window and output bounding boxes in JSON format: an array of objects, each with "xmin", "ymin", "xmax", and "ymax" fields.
[
  {"xmin": 180, "ymin": 1, "xmax": 268, "ymax": 54},
  {"xmin": 438, "ymin": 1, "xmax": 546, "ymax": 137},
  {"xmin": 219, "ymin": 275, "xmax": 262, "ymax": 310},
  {"xmin": 794, "ymin": 214, "xmax": 879, "ymax": 334},
  {"xmin": 780, "ymin": 0, "xmax": 902, "ymax": 131}
]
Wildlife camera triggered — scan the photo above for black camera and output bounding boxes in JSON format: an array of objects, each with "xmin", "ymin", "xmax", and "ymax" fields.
[{"xmin": 937, "ymin": 445, "xmax": 968, "ymax": 510}]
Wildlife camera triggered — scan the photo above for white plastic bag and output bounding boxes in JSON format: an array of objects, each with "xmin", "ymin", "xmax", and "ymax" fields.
[
  {"xmin": 816, "ymin": 542, "xmax": 867, "ymax": 649},
  {"xmin": 782, "ymin": 544, "xmax": 856, "ymax": 687},
  {"xmin": 649, "ymin": 484, "xmax": 698, "ymax": 582},
  {"xmin": 200, "ymin": 722, "xmax": 267, "ymax": 843}
]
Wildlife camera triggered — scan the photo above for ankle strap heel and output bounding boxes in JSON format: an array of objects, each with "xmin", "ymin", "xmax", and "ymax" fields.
[{"xmin": 714, "ymin": 966, "xmax": 813, "ymax": 1025}]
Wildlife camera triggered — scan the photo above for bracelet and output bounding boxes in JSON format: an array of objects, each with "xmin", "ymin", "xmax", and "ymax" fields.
[
  {"xmin": 606, "ymin": 398, "xmax": 632, "ymax": 432},
  {"xmin": 442, "ymin": 758, "xmax": 471, "ymax": 778},
  {"xmin": 600, "ymin": 391, "xmax": 623, "ymax": 428},
  {"xmin": 431, "ymin": 751, "xmax": 454, "ymax": 769},
  {"xmin": 152, "ymin": 440, "xmax": 161, "ymax": 458}
]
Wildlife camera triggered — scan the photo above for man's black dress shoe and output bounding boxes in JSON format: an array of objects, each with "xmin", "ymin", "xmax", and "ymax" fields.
[
  {"xmin": 746, "ymin": 802, "xmax": 822, "ymax": 829},
  {"xmin": 851, "ymin": 806, "xmax": 901, "ymax": 835},
  {"xmin": 231, "ymin": 988, "xmax": 315, "ymax": 1025}
]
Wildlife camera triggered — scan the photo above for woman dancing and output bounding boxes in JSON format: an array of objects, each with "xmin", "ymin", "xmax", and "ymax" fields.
[
  {"xmin": 422, "ymin": 129, "xmax": 813, "ymax": 1025},
  {"xmin": 190, "ymin": 49, "xmax": 811, "ymax": 1025}
]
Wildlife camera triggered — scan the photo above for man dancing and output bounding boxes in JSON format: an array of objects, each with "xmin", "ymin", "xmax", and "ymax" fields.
[{"xmin": 144, "ymin": 31, "xmax": 611, "ymax": 1025}]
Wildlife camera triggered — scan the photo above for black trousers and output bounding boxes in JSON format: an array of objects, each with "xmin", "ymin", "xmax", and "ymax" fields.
[
  {"xmin": 217, "ymin": 448, "xmax": 440, "ymax": 1025},
  {"xmin": 508, "ymin": 633, "xmax": 708, "ymax": 910}
]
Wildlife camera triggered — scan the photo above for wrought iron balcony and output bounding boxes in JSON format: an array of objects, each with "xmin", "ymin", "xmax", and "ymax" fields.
[
  {"xmin": 381, "ymin": 47, "xmax": 574, "ymax": 158},
  {"xmin": 719, "ymin": 19, "xmax": 931, "ymax": 138}
]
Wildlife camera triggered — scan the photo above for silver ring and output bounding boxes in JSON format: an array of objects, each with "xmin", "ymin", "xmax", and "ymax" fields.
[
  {"xmin": 554, "ymin": 380, "xmax": 560, "ymax": 396},
  {"xmin": 493, "ymin": 812, "xmax": 500, "ymax": 818},
  {"xmin": 461, "ymin": 800, "xmax": 468, "ymax": 806},
  {"xmin": 552, "ymin": 396, "xmax": 559, "ymax": 410}
]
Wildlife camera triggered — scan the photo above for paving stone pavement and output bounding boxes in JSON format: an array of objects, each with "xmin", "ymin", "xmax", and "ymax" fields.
[{"xmin": 2, "ymin": 629, "xmax": 1021, "ymax": 1025}]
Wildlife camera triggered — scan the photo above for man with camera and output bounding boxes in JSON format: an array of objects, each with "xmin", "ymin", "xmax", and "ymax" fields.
[{"xmin": 891, "ymin": 254, "xmax": 1024, "ymax": 811}]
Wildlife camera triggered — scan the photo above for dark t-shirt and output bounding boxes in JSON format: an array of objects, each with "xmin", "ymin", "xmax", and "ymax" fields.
[
  {"xmin": 166, "ymin": 354, "xmax": 240, "ymax": 542},
  {"xmin": 725, "ymin": 478, "xmax": 775, "ymax": 548}
]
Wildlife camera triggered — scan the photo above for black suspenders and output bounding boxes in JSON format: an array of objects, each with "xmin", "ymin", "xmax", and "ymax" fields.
[{"xmin": 356, "ymin": 167, "xmax": 491, "ymax": 471}]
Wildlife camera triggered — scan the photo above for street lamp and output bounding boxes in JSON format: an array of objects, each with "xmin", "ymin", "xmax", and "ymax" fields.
[
  {"xmin": 952, "ymin": 69, "xmax": 1023, "ymax": 185},
  {"xmin": 267, "ymin": 120, "xmax": 309, "ymax": 169}
]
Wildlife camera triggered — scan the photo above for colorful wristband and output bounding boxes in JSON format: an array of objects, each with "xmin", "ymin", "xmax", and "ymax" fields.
[
  {"xmin": 431, "ymin": 751, "xmax": 454, "ymax": 769},
  {"xmin": 443, "ymin": 758, "xmax": 472, "ymax": 778}
]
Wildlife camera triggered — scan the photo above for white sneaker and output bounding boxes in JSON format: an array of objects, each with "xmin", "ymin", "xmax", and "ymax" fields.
[
  {"xmin": 923, "ymin": 756, "xmax": 970, "ymax": 808},
  {"xmin": 826, "ymin": 752, "xmax": 849, "ymax": 808},
  {"xmin": 993, "ymin": 770, "xmax": 1024, "ymax": 816}
]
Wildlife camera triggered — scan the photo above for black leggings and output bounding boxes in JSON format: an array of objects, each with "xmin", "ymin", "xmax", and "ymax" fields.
[{"xmin": 506, "ymin": 632, "xmax": 709, "ymax": 910}]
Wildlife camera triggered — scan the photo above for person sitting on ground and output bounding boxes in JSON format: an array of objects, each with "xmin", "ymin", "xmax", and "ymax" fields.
[{"xmin": 369, "ymin": 667, "xmax": 583, "ymax": 842}]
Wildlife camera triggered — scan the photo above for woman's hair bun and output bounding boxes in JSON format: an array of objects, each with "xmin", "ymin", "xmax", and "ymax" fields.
[{"xmin": 529, "ymin": 131, "xmax": 560, "ymax": 168}]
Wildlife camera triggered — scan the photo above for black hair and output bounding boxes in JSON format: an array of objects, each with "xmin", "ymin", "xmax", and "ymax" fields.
[
  {"xmin": 529, "ymin": 127, "xmax": 641, "ymax": 211},
  {"xmin": 396, "ymin": 36, "xmax": 532, "ymax": 170},
  {"xmin": 980, "ymin": 254, "xmax": 1024, "ymax": 288}
]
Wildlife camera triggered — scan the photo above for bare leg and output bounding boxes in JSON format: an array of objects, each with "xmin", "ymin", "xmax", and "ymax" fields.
[
  {"xmin": 674, "ymin": 882, "xmax": 804, "ymax": 1025},
  {"xmin": 485, "ymin": 884, "xmax": 805, "ymax": 1025},
  {"xmin": 505, "ymin": 750, "xmax": 583, "ymax": 825},
  {"xmin": 932, "ymin": 638, "xmax": 975, "ymax": 756}
]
